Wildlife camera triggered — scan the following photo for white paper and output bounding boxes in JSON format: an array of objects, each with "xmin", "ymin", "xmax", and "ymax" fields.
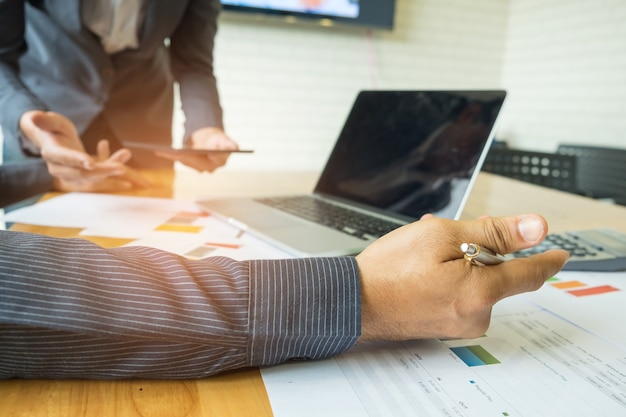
[
  {"xmin": 520, "ymin": 270, "xmax": 626, "ymax": 347},
  {"xmin": 4, "ymin": 193, "xmax": 199, "ymax": 238},
  {"xmin": 262, "ymin": 270, "xmax": 626, "ymax": 417},
  {"xmin": 125, "ymin": 219, "xmax": 291, "ymax": 261},
  {"xmin": 5, "ymin": 192, "xmax": 292, "ymax": 259}
]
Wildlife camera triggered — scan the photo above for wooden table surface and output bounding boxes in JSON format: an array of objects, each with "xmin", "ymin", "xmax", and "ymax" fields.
[{"xmin": 2, "ymin": 169, "xmax": 625, "ymax": 416}]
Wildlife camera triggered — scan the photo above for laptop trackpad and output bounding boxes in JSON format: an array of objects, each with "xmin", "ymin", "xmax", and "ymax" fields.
[{"xmin": 199, "ymin": 198, "xmax": 370, "ymax": 256}]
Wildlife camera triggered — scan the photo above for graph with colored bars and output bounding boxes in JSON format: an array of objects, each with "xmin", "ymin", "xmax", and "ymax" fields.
[
  {"xmin": 126, "ymin": 209, "xmax": 289, "ymax": 261},
  {"xmin": 263, "ymin": 281, "xmax": 626, "ymax": 417},
  {"xmin": 449, "ymin": 345, "xmax": 500, "ymax": 367},
  {"xmin": 155, "ymin": 211, "xmax": 209, "ymax": 234},
  {"xmin": 547, "ymin": 275, "xmax": 619, "ymax": 297}
]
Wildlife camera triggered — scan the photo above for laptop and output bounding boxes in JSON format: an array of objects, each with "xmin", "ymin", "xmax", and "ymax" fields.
[{"xmin": 197, "ymin": 90, "xmax": 507, "ymax": 257}]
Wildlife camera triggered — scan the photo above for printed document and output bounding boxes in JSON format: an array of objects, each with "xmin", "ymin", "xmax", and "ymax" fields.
[{"xmin": 262, "ymin": 271, "xmax": 626, "ymax": 417}]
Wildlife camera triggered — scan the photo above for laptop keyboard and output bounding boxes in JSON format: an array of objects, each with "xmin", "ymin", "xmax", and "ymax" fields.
[{"xmin": 255, "ymin": 196, "xmax": 403, "ymax": 240}]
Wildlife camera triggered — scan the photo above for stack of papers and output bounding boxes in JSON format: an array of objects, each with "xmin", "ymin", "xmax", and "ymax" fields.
[{"xmin": 5, "ymin": 192, "xmax": 289, "ymax": 260}]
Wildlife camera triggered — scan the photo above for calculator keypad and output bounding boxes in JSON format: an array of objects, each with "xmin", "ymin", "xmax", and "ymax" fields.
[{"xmin": 513, "ymin": 234, "xmax": 610, "ymax": 260}]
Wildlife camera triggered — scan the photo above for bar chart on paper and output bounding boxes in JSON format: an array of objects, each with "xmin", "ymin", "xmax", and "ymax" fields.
[
  {"xmin": 449, "ymin": 345, "xmax": 500, "ymax": 367},
  {"xmin": 4, "ymin": 192, "xmax": 290, "ymax": 260},
  {"xmin": 262, "ymin": 275, "xmax": 626, "ymax": 417}
]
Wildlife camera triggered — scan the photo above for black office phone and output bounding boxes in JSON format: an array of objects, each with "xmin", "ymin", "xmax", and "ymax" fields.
[{"xmin": 511, "ymin": 228, "xmax": 626, "ymax": 272}]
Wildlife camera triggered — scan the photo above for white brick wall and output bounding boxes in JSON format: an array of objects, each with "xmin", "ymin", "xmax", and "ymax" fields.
[
  {"xmin": 498, "ymin": 0, "xmax": 626, "ymax": 151},
  {"xmin": 198, "ymin": 0, "xmax": 510, "ymax": 171},
  {"xmin": 175, "ymin": 0, "xmax": 625, "ymax": 171}
]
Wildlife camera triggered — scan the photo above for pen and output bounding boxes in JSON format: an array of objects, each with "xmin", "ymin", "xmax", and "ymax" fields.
[
  {"xmin": 227, "ymin": 217, "xmax": 248, "ymax": 238},
  {"xmin": 460, "ymin": 243, "xmax": 506, "ymax": 266}
]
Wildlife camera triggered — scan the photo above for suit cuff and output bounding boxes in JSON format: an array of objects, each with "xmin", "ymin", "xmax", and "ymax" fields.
[{"xmin": 247, "ymin": 257, "xmax": 361, "ymax": 367}]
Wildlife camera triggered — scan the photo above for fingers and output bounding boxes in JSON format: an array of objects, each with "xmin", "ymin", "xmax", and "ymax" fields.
[
  {"xmin": 154, "ymin": 151, "xmax": 229, "ymax": 173},
  {"xmin": 97, "ymin": 139, "xmax": 132, "ymax": 164},
  {"xmin": 109, "ymin": 148, "xmax": 133, "ymax": 164},
  {"xmin": 453, "ymin": 214, "xmax": 550, "ymax": 257},
  {"xmin": 22, "ymin": 111, "xmax": 95, "ymax": 170},
  {"xmin": 50, "ymin": 163, "xmax": 122, "ymax": 184},
  {"xmin": 42, "ymin": 135, "xmax": 142, "ymax": 191},
  {"xmin": 22, "ymin": 112, "xmax": 149, "ymax": 191},
  {"xmin": 51, "ymin": 163, "xmax": 151, "ymax": 192},
  {"xmin": 41, "ymin": 145, "xmax": 98, "ymax": 171},
  {"xmin": 455, "ymin": 214, "xmax": 570, "ymax": 303},
  {"xmin": 176, "ymin": 126, "xmax": 238, "ymax": 172},
  {"xmin": 96, "ymin": 139, "xmax": 112, "ymax": 162},
  {"xmin": 47, "ymin": 146, "xmax": 126, "ymax": 180},
  {"xmin": 357, "ymin": 214, "xmax": 570, "ymax": 341},
  {"xmin": 204, "ymin": 154, "xmax": 230, "ymax": 171},
  {"xmin": 29, "ymin": 110, "xmax": 76, "ymax": 136},
  {"xmin": 480, "ymin": 251, "xmax": 569, "ymax": 301},
  {"xmin": 189, "ymin": 127, "xmax": 239, "ymax": 151},
  {"xmin": 449, "ymin": 214, "xmax": 569, "ymax": 299}
]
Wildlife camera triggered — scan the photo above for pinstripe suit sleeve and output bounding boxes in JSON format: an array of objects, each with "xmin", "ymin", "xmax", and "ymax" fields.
[{"xmin": 0, "ymin": 230, "xmax": 361, "ymax": 379}]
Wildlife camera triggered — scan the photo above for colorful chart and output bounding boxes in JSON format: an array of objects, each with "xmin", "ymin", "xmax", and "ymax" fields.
[
  {"xmin": 450, "ymin": 345, "xmax": 500, "ymax": 367},
  {"xmin": 154, "ymin": 211, "xmax": 209, "ymax": 234},
  {"xmin": 549, "ymin": 276, "xmax": 620, "ymax": 297}
]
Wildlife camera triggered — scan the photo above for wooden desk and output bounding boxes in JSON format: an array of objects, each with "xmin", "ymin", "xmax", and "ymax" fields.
[{"xmin": 2, "ymin": 170, "xmax": 626, "ymax": 417}]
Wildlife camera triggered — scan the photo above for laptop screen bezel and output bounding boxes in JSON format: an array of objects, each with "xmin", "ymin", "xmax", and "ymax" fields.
[{"xmin": 312, "ymin": 90, "xmax": 508, "ymax": 222}]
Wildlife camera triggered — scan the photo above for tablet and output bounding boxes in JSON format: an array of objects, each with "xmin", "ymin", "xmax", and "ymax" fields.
[{"xmin": 124, "ymin": 142, "xmax": 254, "ymax": 155}]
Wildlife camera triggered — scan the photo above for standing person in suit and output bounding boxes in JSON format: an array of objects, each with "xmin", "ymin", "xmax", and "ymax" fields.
[
  {"xmin": 0, "ymin": 0, "xmax": 237, "ymax": 204},
  {"xmin": 0, "ymin": 213, "xmax": 569, "ymax": 379}
]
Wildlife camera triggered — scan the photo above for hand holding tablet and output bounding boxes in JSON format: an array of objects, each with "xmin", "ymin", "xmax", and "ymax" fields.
[{"xmin": 124, "ymin": 142, "xmax": 254, "ymax": 156}]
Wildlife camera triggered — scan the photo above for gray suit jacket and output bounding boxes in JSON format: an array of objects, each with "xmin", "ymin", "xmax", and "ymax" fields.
[{"xmin": 0, "ymin": 0, "xmax": 224, "ymax": 205}]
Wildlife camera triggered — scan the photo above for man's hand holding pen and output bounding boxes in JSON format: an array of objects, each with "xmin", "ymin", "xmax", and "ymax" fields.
[
  {"xmin": 460, "ymin": 242, "xmax": 506, "ymax": 266},
  {"xmin": 355, "ymin": 214, "xmax": 570, "ymax": 343}
]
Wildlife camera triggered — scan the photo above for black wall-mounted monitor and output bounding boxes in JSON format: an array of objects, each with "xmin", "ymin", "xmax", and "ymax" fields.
[{"xmin": 220, "ymin": 0, "xmax": 396, "ymax": 30}]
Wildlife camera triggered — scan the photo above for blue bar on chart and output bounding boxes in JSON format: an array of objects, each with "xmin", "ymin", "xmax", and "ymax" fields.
[{"xmin": 450, "ymin": 345, "xmax": 500, "ymax": 367}]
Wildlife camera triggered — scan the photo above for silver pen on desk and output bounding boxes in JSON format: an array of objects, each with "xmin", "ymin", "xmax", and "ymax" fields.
[
  {"xmin": 460, "ymin": 243, "xmax": 506, "ymax": 266},
  {"xmin": 227, "ymin": 217, "xmax": 248, "ymax": 238}
]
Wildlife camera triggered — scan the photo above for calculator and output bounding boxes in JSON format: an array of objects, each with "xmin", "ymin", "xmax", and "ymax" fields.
[{"xmin": 510, "ymin": 228, "xmax": 626, "ymax": 272}]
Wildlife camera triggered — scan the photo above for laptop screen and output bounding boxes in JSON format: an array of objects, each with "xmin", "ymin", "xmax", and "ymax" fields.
[{"xmin": 314, "ymin": 90, "xmax": 507, "ymax": 220}]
